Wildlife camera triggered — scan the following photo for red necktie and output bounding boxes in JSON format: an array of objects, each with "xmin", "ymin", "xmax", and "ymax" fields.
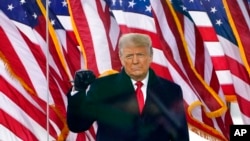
[{"xmin": 135, "ymin": 81, "xmax": 144, "ymax": 114}]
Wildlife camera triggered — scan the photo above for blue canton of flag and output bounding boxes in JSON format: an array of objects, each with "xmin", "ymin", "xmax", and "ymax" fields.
[
  {"xmin": 248, "ymin": 0, "xmax": 250, "ymax": 9},
  {"xmin": 105, "ymin": 0, "xmax": 153, "ymax": 17},
  {"xmin": 0, "ymin": 0, "xmax": 41, "ymax": 28},
  {"xmin": 41, "ymin": 0, "xmax": 69, "ymax": 30},
  {"xmin": 199, "ymin": 0, "xmax": 237, "ymax": 45}
]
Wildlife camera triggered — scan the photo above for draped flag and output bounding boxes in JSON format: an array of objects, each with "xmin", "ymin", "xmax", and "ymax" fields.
[
  {"xmin": 170, "ymin": 0, "xmax": 250, "ymax": 138},
  {"xmin": 0, "ymin": 0, "xmax": 77, "ymax": 140},
  {"xmin": 222, "ymin": 0, "xmax": 250, "ymax": 124},
  {"xmin": 0, "ymin": 0, "xmax": 249, "ymax": 141},
  {"xmin": 171, "ymin": 0, "xmax": 250, "ymax": 124}
]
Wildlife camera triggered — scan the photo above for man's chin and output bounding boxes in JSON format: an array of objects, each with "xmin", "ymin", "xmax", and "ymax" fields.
[{"xmin": 130, "ymin": 73, "xmax": 145, "ymax": 80}]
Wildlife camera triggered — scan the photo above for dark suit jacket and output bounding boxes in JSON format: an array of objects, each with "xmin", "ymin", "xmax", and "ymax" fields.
[{"xmin": 67, "ymin": 68, "xmax": 189, "ymax": 141}]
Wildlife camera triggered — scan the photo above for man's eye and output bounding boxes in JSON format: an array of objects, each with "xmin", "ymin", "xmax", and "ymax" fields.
[
  {"xmin": 125, "ymin": 55, "xmax": 133, "ymax": 59},
  {"xmin": 137, "ymin": 53, "xmax": 144, "ymax": 57}
]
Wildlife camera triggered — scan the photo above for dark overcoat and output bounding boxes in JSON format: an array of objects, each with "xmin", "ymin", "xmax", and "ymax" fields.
[{"xmin": 67, "ymin": 68, "xmax": 189, "ymax": 141}]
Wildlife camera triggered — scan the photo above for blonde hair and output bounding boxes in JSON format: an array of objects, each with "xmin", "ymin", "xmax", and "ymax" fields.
[{"xmin": 118, "ymin": 33, "xmax": 153, "ymax": 56}]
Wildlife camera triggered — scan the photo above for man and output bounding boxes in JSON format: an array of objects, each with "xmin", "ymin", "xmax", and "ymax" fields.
[{"xmin": 67, "ymin": 33, "xmax": 189, "ymax": 141}]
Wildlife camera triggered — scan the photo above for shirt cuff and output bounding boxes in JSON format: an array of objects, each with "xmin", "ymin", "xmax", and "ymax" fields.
[{"xmin": 70, "ymin": 87, "xmax": 79, "ymax": 96}]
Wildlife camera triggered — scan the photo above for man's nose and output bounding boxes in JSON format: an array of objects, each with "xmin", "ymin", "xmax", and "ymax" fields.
[{"xmin": 132, "ymin": 55, "xmax": 139, "ymax": 63}]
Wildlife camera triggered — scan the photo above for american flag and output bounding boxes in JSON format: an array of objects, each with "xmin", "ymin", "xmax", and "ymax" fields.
[
  {"xmin": 223, "ymin": 0, "xmax": 250, "ymax": 124},
  {"xmin": 0, "ymin": 0, "xmax": 78, "ymax": 140},
  {"xmin": 171, "ymin": 0, "xmax": 250, "ymax": 138},
  {"xmin": 184, "ymin": 0, "xmax": 250, "ymax": 124},
  {"xmin": 152, "ymin": 0, "xmax": 231, "ymax": 140}
]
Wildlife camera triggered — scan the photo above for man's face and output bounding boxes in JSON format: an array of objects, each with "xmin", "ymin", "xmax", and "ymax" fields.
[{"xmin": 120, "ymin": 45, "xmax": 152, "ymax": 81}]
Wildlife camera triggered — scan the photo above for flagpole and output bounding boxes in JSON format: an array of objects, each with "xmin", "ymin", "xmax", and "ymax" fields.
[{"xmin": 45, "ymin": 0, "xmax": 50, "ymax": 140}]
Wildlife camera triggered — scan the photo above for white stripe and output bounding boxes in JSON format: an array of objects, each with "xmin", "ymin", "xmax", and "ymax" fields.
[
  {"xmin": 150, "ymin": 0, "xmax": 185, "ymax": 72},
  {"xmin": 152, "ymin": 48, "xmax": 168, "ymax": 67},
  {"xmin": 218, "ymin": 36, "xmax": 243, "ymax": 64},
  {"xmin": 81, "ymin": 0, "xmax": 112, "ymax": 74},
  {"xmin": 241, "ymin": 112, "xmax": 250, "ymax": 124},
  {"xmin": 184, "ymin": 17, "xmax": 196, "ymax": 65},
  {"xmin": 56, "ymin": 30, "xmax": 67, "ymax": 51},
  {"xmin": 203, "ymin": 49, "xmax": 214, "ymax": 83},
  {"xmin": 204, "ymin": 42, "xmax": 225, "ymax": 56},
  {"xmin": 216, "ymin": 70, "xmax": 233, "ymax": 84},
  {"xmin": 57, "ymin": 16, "xmax": 73, "ymax": 30},
  {"xmin": 112, "ymin": 10, "xmax": 156, "ymax": 33},
  {"xmin": 0, "ymin": 125, "xmax": 22, "ymax": 141},
  {"xmin": 109, "ymin": 16, "xmax": 120, "ymax": 50},
  {"xmin": 230, "ymin": 102, "xmax": 244, "ymax": 124},
  {"xmin": 232, "ymin": 75, "xmax": 250, "ymax": 102},
  {"xmin": 189, "ymin": 11, "xmax": 212, "ymax": 26}
]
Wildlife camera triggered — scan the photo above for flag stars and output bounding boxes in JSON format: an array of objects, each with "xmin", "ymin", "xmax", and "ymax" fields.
[
  {"xmin": 48, "ymin": 0, "xmax": 52, "ymax": 7},
  {"xmin": 20, "ymin": 0, "xmax": 26, "ymax": 5},
  {"xmin": 119, "ymin": 0, "xmax": 123, "ymax": 6},
  {"xmin": 62, "ymin": 0, "xmax": 67, "ymax": 7},
  {"xmin": 112, "ymin": 0, "xmax": 116, "ymax": 6},
  {"xmin": 128, "ymin": 0, "xmax": 136, "ymax": 8},
  {"xmin": 51, "ymin": 19, "xmax": 55, "ymax": 25},
  {"xmin": 32, "ymin": 13, "xmax": 37, "ymax": 19},
  {"xmin": 7, "ymin": 4, "xmax": 14, "ymax": 11},
  {"xmin": 210, "ymin": 7, "xmax": 217, "ymax": 13},
  {"xmin": 180, "ymin": 5, "xmax": 187, "ymax": 11},
  {"xmin": 216, "ymin": 19, "xmax": 222, "ymax": 26},
  {"xmin": 145, "ymin": 5, "xmax": 151, "ymax": 13}
]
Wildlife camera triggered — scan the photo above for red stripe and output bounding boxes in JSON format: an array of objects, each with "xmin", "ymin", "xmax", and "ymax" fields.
[
  {"xmin": 194, "ymin": 27, "xmax": 206, "ymax": 78},
  {"xmin": 236, "ymin": 94, "xmax": 250, "ymax": 118},
  {"xmin": 76, "ymin": 132, "xmax": 87, "ymax": 141},
  {"xmin": 197, "ymin": 27, "xmax": 218, "ymax": 41},
  {"xmin": 63, "ymin": 30, "xmax": 82, "ymax": 76},
  {"xmin": 150, "ymin": 63, "xmax": 173, "ymax": 81},
  {"xmin": 211, "ymin": 56, "xmax": 230, "ymax": 70},
  {"xmin": 0, "ymin": 109, "xmax": 39, "ymax": 141},
  {"xmin": 0, "ymin": 27, "xmax": 36, "ymax": 95},
  {"xmin": 69, "ymin": 0, "xmax": 99, "ymax": 75}
]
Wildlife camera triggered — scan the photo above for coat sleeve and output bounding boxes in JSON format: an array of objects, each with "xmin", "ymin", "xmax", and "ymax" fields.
[{"xmin": 66, "ymin": 88, "xmax": 96, "ymax": 132}]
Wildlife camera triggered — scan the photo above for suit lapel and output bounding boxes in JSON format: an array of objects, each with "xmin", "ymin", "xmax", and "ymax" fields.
[{"xmin": 141, "ymin": 69, "xmax": 161, "ymax": 115}]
